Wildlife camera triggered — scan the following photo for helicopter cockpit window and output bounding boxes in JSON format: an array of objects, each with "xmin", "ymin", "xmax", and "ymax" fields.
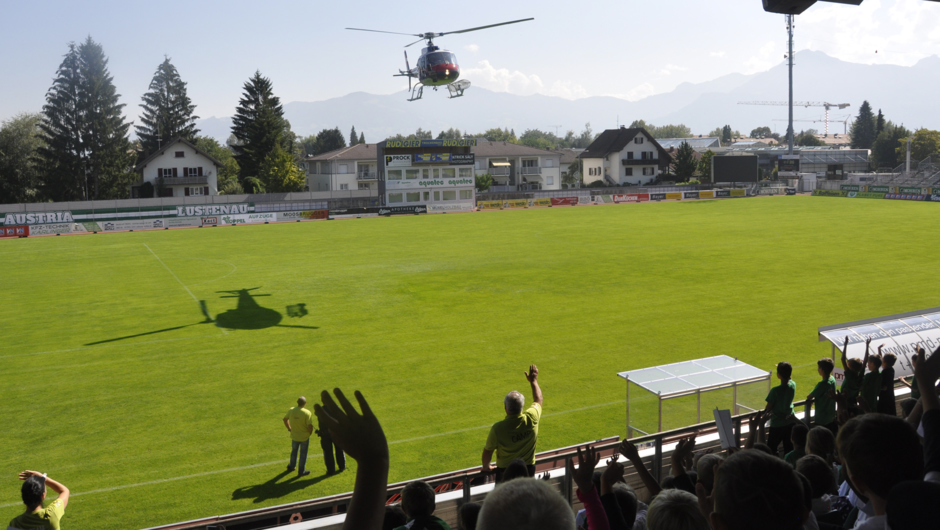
[{"xmin": 428, "ymin": 53, "xmax": 457, "ymax": 67}]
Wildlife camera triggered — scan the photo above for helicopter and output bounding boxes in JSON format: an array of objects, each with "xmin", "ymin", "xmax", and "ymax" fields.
[{"xmin": 346, "ymin": 18, "xmax": 533, "ymax": 102}]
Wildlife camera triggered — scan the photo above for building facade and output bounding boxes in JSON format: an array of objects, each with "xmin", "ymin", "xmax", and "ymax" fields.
[
  {"xmin": 377, "ymin": 139, "xmax": 476, "ymax": 211},
  {"xmin": 133, "ymin": 138, "xmax": 223, "ymax": 198},
  {"xmin": 579, "ymin": 127, "xmax": 672, "ymax": 186},
  {"xmin": 305, "ymin": 144, "xmax": 378, "ymax": 193},
  {"xmin": 472, "ymin": 141, "xmax": 563, "ymax": 191}
]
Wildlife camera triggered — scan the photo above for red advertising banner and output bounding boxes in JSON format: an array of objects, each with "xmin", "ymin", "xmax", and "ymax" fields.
[
  {"xmin": 550, "ymin": 197, "xmax": 580, "ymax": 206},
  {"xmin": 1, "ymin": 226, "xmax": 29, "ymax": 238},
  {"xmin": 612, "ymin": 194, "xmax": 650, "ymax": 204}
]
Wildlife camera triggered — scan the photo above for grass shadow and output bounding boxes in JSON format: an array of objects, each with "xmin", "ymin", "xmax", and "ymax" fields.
[
  {"xmin": 231, "ymin": 469, "xmax": 333, "ymax": 503},
  {"xmin": 84, "ymin": 322, "xmax": 209, "ymax": 346}
]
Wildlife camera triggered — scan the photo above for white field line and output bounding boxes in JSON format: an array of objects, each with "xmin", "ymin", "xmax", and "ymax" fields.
[
  {"xmin": 144, "ymin": 243, "xmax": 199, "ymax": 303},
  {"xmin": 0, "ymin": 335, "xmax": 219, "ymax": 360},
  {"xmin": 0, "ymin": 400, "xmax": 623, "ymax": 506}
]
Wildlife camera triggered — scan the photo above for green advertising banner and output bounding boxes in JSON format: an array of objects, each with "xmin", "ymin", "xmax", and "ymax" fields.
[
  {"xmin": 813, "ymin": 189, "xmax": 848, "ymax": 197},
  {"xmin": 840, "ymin": 185, "xmax": 860, "ymax": 191},
  {"xmin": 899, "ymin": 187, "xmax": 926, "ymax": 194},
  {"xmin": 868, "ymin": 186, "xmax": 891, "ymax": 193}
]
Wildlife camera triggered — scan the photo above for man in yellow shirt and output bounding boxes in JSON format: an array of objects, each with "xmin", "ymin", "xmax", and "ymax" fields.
[
  {"xmin": 8, "ymin": 470, "xmax": 69, "ymax": 530},
  {"xmin": 283, "ymin": 396, "xmax": 314, "ymax": 477},
  {"xmin": 482, "ymin": 364, "xmax": 543, "ymax": 482}
]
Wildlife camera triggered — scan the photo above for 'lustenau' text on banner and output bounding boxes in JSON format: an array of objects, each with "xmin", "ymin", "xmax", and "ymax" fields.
[{"xmin": 175, "ymin": 204, "xmax": 250, "ymax": 217}]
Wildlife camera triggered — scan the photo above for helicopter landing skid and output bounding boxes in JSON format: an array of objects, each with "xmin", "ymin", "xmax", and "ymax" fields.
[
  {"xmin": 447, "ymin": 80, "xmax": 471, "ymax": 99},
  {"xmin": 407, "ymin": 84, "xmax": 424, "ymax": 102}
]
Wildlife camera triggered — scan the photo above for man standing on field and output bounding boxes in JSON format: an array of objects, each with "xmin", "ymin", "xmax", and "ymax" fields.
[
  {"xmin": 482, "ymin": 364, "xmax": 543, "ymax": 482},
  {"xmin": 8, "ymin": 470, "xmax": 69, "ymax": 530},
  {"xmin": 283, "ymin": 396, "xmax": 314, "ymax": 477}
]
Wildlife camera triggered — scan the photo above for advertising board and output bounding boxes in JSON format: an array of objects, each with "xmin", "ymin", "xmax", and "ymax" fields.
[
  {"xmin": 868, "ymin": 186, "xmax": 891, "ymax": 193},
  {"xmin": 899, "ymin": 187, "xmax": 926, "ymax": 194},
  {"xmin": 202, "ymin": 217, "xmax": 218, "ymax": 226},
  {"xmin": 595, "ymin": 195, "xmax": 613, "ymax": 203},
  {"xmin": 715, "ymin": 190, "xmax": 731, "ymax": 198},
  {"xmin": 813, "ymin": 189, "xmax": 847, "ymax": 197},
  {"xmin": 682, "ymin": 191, "xmax": 700, "ymax": 199},
  {"xmin": 175, "ymin": 204, "xmax": 251, "ymax": 217},
  {"xmin": 384, "ymin": 139, "xmax": 477, "ymax": 148},
  {"xmin": 578, "ymin": 195, "xmax": 593, "ymax": 205},
  {"xmin": 503, "ymin": 200, "xmax": 528, "ymax": 209},
  {"xmin": 698, "ymin": 191, "xmax": 715, "ymax": 199},
  {"xmin": 385, "ymin": 154, "xmax": 412, "ymax": 167},
  {"xmin": 450, "ymin": 154, "xmax": 475, "ymax": 165},
  {"xmin": 427, "ymin": 203, "xmax": 474, "ymax": 213},
  {"xmin": 1, "ymin": 226, "xmax": 28, "ymax": 237},
  {"xmin": 778, "ymin": 155, "xmax": 800, "ymax": 175},
  {"xmin": 277, "ymin": 210, "xmax": 329, "ymax": 221},
  {"xmin": 550, "ymin": 197, "xmax": 579, "ymax": 206},
  {"xmin": 785, "ymin": 188, "xmax": 797, "ymax": 195},
  {"xmin": 530, "ymin": 198, "xmax": 551, "ymax": 207},
  {"xmin": 885, "ymin": 194, "xmax": 926, "ymax": 201},
  {"xmin": 2, "ymin": 211, "xmax": 73, "ymax": 226},
  {"xmin": 218, "ymin": 212, "xmax": 276, "ymax": 225},
  {"xmin": 729, "ymin": 189, "xmax": 746, "ymax": 197},
  {"xmin": 387, "ymin": 177, "xmax": 474, "ymax": 190},
  {"xmin": 25, "ymin": 223, "xmax": 74, "ymax": 235},
  {"xmin": 477, "ymin": 201, "xmax": 502, "ymax": 210},
  {"xmin": 713, "ymin": 155, "xmax": 759, "ymax": 182},
  {"xmin": 649, "ymin": 193, "xmax": 667, "ymax": 201},
  {"xmin": 378, "ymin": 205, "xmax": 427, "ymax": 215},
  {"xmin": 613, "ymin": 194, "xmax": 650, "ymax": 203},
  {"xmin": 840, "ymin": 185, "xmax": 860, "ymax": 191},
  {"xmin": 847, "ymin": 192, "xmax": 886, "ymax": 199},
  {"xmin": 329, "ymin": 207, "xmax": 380, "ymax": 219},
  {"xmin": 665, "ymin": 192, "xmax": 683, "ymax": 200},
  {"xmin": 166, "ymin": 217, "xmax": 201, "ymax": 228}
]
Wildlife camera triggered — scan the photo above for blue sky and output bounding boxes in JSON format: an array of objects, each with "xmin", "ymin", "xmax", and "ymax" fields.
[{"xmin": 1, "ymin": 0, "xmax": 937, "ymax": 125}]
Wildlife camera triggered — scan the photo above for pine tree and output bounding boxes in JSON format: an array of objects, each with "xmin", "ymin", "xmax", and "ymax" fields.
[
  {"xmin": 231, "ymin": 71, "xmax": 289, "ymax": 190},
  {"xmin": 850, "ymin": 101, "xmax": 877, "ymax": 150},
  {"xmin": 136, "ymin": 57, "xmax": 199, "ymax": 159},
  {"xmin": 875, "ymin": 110, "xmax": 885, "ymax": 136},
  {"xmin": 349, "ymin": 126, "xmax": 358, "ymax": 146},
  {"xmin": 358, "ymin": 132, "xmax": 365, "ymax": 144},
  {"xmin": 672, "ymin": 141, "xmax": 697, "ymax": 181},
  {"xmin": 36, "ymin": 43, "xmax": 86, "ymax": 201},
  {"xmin": 721, "ymin": 125, "xmax": 733, "ymax": 144},
  {"xmin": 77, "ymin": 37, "xmax": 135, "ymax": 200}
]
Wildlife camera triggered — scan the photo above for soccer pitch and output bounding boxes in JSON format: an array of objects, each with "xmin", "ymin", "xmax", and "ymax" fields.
[{"xmin": 1, "ymin": 195, "xmax": 937, "ymax": 529}]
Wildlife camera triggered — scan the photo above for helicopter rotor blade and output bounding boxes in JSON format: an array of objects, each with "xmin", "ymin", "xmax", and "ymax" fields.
[
  {"xmin": 345, "ymin": 27, "xmax": 423, "ymax": 37},
  {"xmin": 404, "ymin": 37, "xmax": 426, "ymax": 48},
  {"xmin": 438, "ymin": 18, "xmax": 534, "ymax": 37},
  {"xmin": 404, "ymin": 51, "xmax": 412, "ymax": 92}
]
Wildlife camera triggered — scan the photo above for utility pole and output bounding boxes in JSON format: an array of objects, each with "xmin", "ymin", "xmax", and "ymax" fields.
[{"xmin": 786, "ymin": 14, "xmax": 795, "ymax": 155}]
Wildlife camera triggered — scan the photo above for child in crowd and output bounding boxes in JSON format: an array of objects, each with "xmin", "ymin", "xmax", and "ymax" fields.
[
  {"xmin": 796, "ymin": 454, "xmax": 838, "ymax": 517},
  {"xmin": 806, "ymin": 358, "xmax": 838, "ymax": 434},
  {"xmin": 839, "ymin": 336, "xmax": 869, "ymax": 406},
  {"xmin": 859, "ymin": 348, "xmax": 883, "ymax": 412},
  {"xmin": 877, "ymin": 352, "xmax": 897, "ymax": 415},
  {"xmin": 765, "ymin": 361, "xmax": 797, "ymax": 457},
  {"xmin": 394, "ymin": 481, "xmax": 451, "ymax": 530},
  {"xmin": 784, "ymin": 423, "xmax": 808, "ymax": 468}
]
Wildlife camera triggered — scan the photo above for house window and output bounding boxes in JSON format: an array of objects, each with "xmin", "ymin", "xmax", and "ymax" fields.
[
  {"xmin": 475, "ymin": 160, "xmax": 484, "ymax": 170},
  {"xmin": 338, "ymin": 164, "xmax": 348, "ymax": 174},
  {"xmin": 406, "ymin": 169, "xmax": 419, "ymax": 179},
  {"xmin": 422, "ymin": 169, "xmax": 431, "ymax": 179},
  {"xmin": 643, "ymin": 167, "xmax": 654, "ymax": 176},
  {"xmin": 546, "ymin": 177, "xmax": 554, "ymax": 185},
  {"xmin": 185, "ymin": 187, "xmax": 203, "ymax": 196},
  {"xmin": 185, "ymin": 167, "xmax": 202, "ymax": 177},
  {"xmin": 358, "ymin": 183, "xmax": 370, "ymax": 190},
  {"xmin": 459, "ymin": 168, "xmax": 472, "ymax": 178},
  {"xmin": 460, "ymin": 189, "xmax": 473, "ymax": 200},
  {"xmin": 442, "ymin": 168, "xmax": 455, "ymax": 178},
  {"xmin": 442, "ymin": 190, "xmax": 457, "ymax": 201},
  {"xmin": 522, "ymin": 159, "xmax": 537, "ymax": 168},
  {"xmin": 175, "ymin": 151, "xmax": 185, "ymax": 158},
  {"xmin": 423, "ymin": 191, "xmax": 430, "ymax": 201},
  {"xmin": 160, "ymin": 168, "xmax": 175, "ymax": 178},
  {"xmin": 387, "ymin": 169, "xmax": 402, "ymax": 180},
  {"xmin": 641, "ymin": 152, "xmax": 648, "ymax": 160},
  {"xmin": 545, "ymin": 159, "xmax": 554, "ymax": 168},
  {"xmin": 625, "ymin": 168, "xmax": 634, "ymax": 176},
  {"xmin": 388, "ymin": 193, "xmax": 403, "ymax": 203},
  {"xmin": 406, "ymin": 192, "xmax": 420, "ymax": 202},
  {"xmin": 627, "ymin": 152, "xmax": 634, "ymax": 160},
  {"xmin": 340, "ymin": 183, "xmax": 349, "ymax": 190},
  {"xmin": 635, "ymin": 137, "xmax": 644, "ymax": 144},
  {"xmin": 434, "ymin": 191, "xmax": 440, "ymax": 201}
]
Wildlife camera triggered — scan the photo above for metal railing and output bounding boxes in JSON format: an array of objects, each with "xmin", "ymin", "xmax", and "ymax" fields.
[
  {"xmin": 356, "ymin": 171, "xmax": 377, "ymax": 181},
  {"xmin": 519, "ymin": 166, "xmax": 541, "ymax": 175},
  {"xmin": 488, "ymin": 167, "xmax": 511, "ymax": 176}
]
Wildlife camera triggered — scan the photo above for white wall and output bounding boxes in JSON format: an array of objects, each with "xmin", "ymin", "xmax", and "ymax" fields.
[{"xmin": 140, "ymin": 142, "xmax": 219, "ymax": 196}]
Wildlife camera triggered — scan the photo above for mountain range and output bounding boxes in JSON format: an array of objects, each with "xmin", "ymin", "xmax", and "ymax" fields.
[{"xmin": 196, "ymin": 50, "xmax": 940, "ymax": 143}]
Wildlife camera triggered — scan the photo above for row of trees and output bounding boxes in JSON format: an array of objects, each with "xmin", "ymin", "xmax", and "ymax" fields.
[{"xmin": 849, "ymin": 100, "xmax": 940, "ymax": 170}]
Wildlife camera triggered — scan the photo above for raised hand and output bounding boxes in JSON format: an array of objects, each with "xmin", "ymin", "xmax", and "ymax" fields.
[
  {"xmin": 601, "ymin": 459, "xmax": 625, "ymax": 494},
  {"xmin": 314, "ymin": 389, "xmax": 388, "ymax": 464},
  {"xmin": 539, "ymin": 471, "xmax": 551, "ymax": 481},
  {"xmin": 618, "ymin": 439, "xmax": 642, "ymax": 461},
  {"xmin": 524, "ymin": 364, "xmax": 539, "ymax": 383},
  {"xmin": 695, "ymin": 463, "xmax": 720, "ymax": 521},
  {"xmin": 566, "ymin": 445, "xmax": 600, "ymax": 493}
]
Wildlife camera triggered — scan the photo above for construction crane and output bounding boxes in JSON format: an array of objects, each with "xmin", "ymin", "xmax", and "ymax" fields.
[
  {"xmin": 772, "ymin": 115, "xmax": 851, "ymax": 135},
  {"xmin": 739, "ymin": 101, "xmax": 851, "ymax": 136}
]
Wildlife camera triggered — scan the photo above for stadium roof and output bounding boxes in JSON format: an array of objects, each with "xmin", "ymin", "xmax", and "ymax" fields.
[
  {"xmin": 657, "ymin": 137, "xmax": 721, "ymax": 150},
  {"xmin": 617, "ymin": 355, "xmax": 769, "ymax": 397},
  {"xmin": 817, "ymin": 307, "xmax": 940, "ymax": 378}
]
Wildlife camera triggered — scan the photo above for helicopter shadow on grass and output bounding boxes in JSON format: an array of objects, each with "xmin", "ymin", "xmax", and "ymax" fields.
[
  {"xmin": 231, "ymin": 469, "xmax": 331, "ymax": 503},
  {"xmin": 84, "ymin": 288, "xmax": 316, "ymax": 345}
]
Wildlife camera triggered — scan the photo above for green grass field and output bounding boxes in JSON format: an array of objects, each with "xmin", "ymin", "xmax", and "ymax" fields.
[{"xmin": 2, "ymin": 195, "xmax": 937, "ymax": 529}]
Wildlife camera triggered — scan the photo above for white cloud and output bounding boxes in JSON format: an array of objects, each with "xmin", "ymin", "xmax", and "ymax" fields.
[
  {"xmin": 464, "ymin": 44, "xmax": 479, "ymax": 53},
  {"xmin": 743, "ymin": 41, "xmax": 780, "ymax": 74},
  {"xmin": 606, "ymin": 82, "xmax": 658, "ymax": 102},
  {"xmin": 460, "ymin": 60, "xmax": 587, "ymax": 100},
  {"xmin": 709, "ymin": 51, "xmax": 726, "ymax": 58},
  {"xmin": 799, "ymin": 0, "xmax": 940, "ymax": 66}
]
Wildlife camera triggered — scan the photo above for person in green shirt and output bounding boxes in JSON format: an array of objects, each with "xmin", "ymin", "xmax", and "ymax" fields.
[
  {"xmin": 392, "ymin": 481, "xmax": 452, "ymax": 530},
  {"xmin": 482, "ymin": 364, "xmax": 543, "ymax": 483},
  {"xmin": 784, "ymin": 422, "xmax": 808, "ymax": 467},
  {"xmin": 806, "ymin": 357, "xmax": 838, "ymax": 435},
  {"xmin": 839, "ymin": 336, "xmax": 869, "ymax": 405},
  {"xmin": 8, "ymin": 470, "xmax": 69, "ymax": 530},
  {"xmin": 283, "ymin": 396, "xmax": 314, "ymax": 477},
  {"xmin": 859, "ymin": 347, "xmax": 883, "ymax": 413},
  {"xmin": 765, "ymin": 361, "xmax": 797, "ymax": 457}
]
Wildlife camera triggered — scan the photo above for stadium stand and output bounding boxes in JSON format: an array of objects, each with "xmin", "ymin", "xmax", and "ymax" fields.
[{"xmin": 138, "ymin": 355, "xmax": 939, "ymax": 530}]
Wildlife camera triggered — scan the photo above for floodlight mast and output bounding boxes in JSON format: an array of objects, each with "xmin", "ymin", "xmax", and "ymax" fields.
[{"xmin": 787, "ymin": 14, "xmax": 794, "ymax": 154}]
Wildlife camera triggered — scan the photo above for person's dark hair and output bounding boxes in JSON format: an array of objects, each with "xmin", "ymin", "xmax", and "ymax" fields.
[
  {"xmin": 21, "ymin": 477, "xmax": 44, "ymax": 508},
  {"xmin": 790, "ymin": 423, "xmax": 809, "ymax": 448},
  {"xmin": 401, "ymin": 481, "xmax": 436, "ymax": 519},
  {"xmin": 502, "ymin": 459, "xmax": 530, "ymax": 482},
  {"xmin": 846, "ymin": 358, "xmax": 863, "ymax": 371},
  {"xmin": 796, "ymin": 455, "xmax": 836, "ymax": 498},
  {"xmin": 868, "ymin": 354, "xmax": 883, "ymax": 369},
  {"xmin": 777, "ymin": 362, "xmax": 793, "ymax": 380},
  {"xmin": 477, "ymin": 478, "xmax": 575, "ymax": 530},
  {"xmin": 713, "ymin": 450, "xmax": 805, "ymax": 530},
  {"xmin": 751, "ymin": 443, "xmax": 774, "ymax": 456},
  {"xmin": 458, "ymin": 502, "xmax": 482, "ymax": 530},
  {"xmin": 817, "ymin": 358, "xmax": 834, "ymax": 376},
  {"xmin": 647, "ymin": 488, "xmax": 710, "ymax": 530},
  {"xmin": 882, "ymin": 352, "xmax": 897, "ymax": 367},
  {"xmin": 900, "ymin": 398, "xmax": 917, "ymax": 418},
  {"xmin": 836, "ymin": 414, "xmax": 923, "ymax": 500},
  {"xmin": 795, "ymin": 472, "xmax": 813, "ymax": 513},
  {"xmin": 806, "ymin": 427, "xmax": 835, "ymax": 463},
  {"xmin": 696, "ymin": 454, "xmax": 724, "ymax": 495},
  {"xmin": 886, "ymin": 480, "xmax": 940, "ymax": 530},
  {"xmin": 660, "ymin": 475, "xmax": 676, "ymax": 489},
  {"xmin": 383, "ymin": 505, "xmax": 408, "ymax": 530},
  {"xmin": 612, "ymin": 483, "xmax": 638, "ymax": 526}
]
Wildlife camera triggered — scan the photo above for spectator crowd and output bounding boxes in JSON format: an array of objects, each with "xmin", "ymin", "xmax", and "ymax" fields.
[{"xmin": 9, "ymin": 340, "xmax": 940, "ymax": 530}]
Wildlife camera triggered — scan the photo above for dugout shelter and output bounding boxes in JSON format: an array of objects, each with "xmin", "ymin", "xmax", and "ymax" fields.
[{"xmin": 618, "ymin": 355, "xmax": 771, "ymax": 436}]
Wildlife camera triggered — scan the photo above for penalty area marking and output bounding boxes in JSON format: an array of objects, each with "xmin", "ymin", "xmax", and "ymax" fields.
[{"xmin": 0, "ymin": 400, "xmax": 623, "ymax": 506}]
